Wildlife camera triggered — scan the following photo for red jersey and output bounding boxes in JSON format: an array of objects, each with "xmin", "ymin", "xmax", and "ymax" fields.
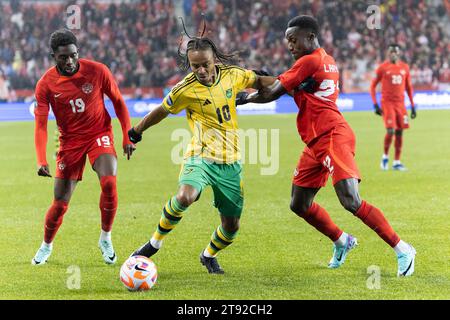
[
  {"xmin": 370, "ymin": 60, "xmax": 414, "ymax": 106},
  {"xmin": 34, "ymin": 59, "xmax": 131, "ymax": 165},
  {"xmin": 278, "ymin": 48, "xmax": 347, "ymax": 145}
]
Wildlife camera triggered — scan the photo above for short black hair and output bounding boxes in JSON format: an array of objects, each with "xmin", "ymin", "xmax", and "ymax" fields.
[
  {"xmin": 49, "ymin": 29, "xmax": 78, "ymax": 53},
  {"xmin": 287, "ymin": 15, "xmax": 320, "ymax": 36},
  {"xmin": 388, "ymin": 43, "xmax": 401, "ymax": 50}
]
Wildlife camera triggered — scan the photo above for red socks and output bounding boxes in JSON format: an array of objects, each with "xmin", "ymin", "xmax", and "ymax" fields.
[
  {"xmin": 384, "ymin": 133, "xmax": 393, "ymax": 155},
  {"xmin": 356, "ymin": 200, "xmax": 400, "ymax": 247},
  {"xmin": 299, "ymin": 200, "xmax": 400, "ymax": 248},
  {"xmin": 394, "ymin": 134, "xmax": 403, "ymax": 161},
  {"xmin": 302, "ymin": 203, "xmax": 343, "ymax": 242},
  {"xmin": 42, "ymin": 176, "xmax": 117, "ymax": 243},
  {"xmin": 99, "ymin": 176, "xmax": 118, "ymax": 232},
  {"xmin": 44, "ymin": 200, "xmax": 69, "ymax": 243},
  {"xmin": 385, "ymin": 133, "xmax": 403, "ymax": 160}
]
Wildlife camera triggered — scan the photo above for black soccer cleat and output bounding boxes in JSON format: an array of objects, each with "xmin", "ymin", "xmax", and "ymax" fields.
[
  {"xmin": 131, "ymin": 241, "xmax": 159, "ymax": 258},
  {"xmin": 199, "ymin": 252, "xmax": 224, "ymax": 274}
]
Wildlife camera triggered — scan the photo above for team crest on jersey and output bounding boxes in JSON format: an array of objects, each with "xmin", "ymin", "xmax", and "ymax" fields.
[
  {"xmin": 58, "ymin": 161, "xmax": 66, "ymax": 171},
  {"xmin": 400, "ymin": 69, "xmax": 406, "ymax": 75},
  {"xmin": 82, "ymin": 83, "xmax": 93, "ymax": 94},
  {"xmin": 226, "ymin": 88, "xmax": 232, "ymax": 99}
]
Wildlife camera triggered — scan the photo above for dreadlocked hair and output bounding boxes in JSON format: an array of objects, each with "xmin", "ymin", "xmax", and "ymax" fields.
[{"xmin": 177, "ymin": 16, "xmax": 237, "ymax": 72}]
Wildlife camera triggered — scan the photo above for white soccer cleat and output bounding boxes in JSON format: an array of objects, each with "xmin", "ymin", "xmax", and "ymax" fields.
[
  {"xmin": 397, "ymin": 244, "xmax": 416, "ymax": 277},
  {"xmin": 98, "ymin": 239, "xmax": 117, "ymax": 265},
  {"xmin": 31, "ymin": 245, "xmax": 52, "ymax": 265}
]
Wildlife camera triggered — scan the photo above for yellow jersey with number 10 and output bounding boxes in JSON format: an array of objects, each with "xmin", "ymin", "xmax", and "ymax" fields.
[{"xmin": 162, "ymin": 65, "xmax": 256, "ymax": 164}]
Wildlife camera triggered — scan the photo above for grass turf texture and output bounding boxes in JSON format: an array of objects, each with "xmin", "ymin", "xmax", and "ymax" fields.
[{"xmin": 0, "ymin": 110, "xmax": 449, "ymax": 300}]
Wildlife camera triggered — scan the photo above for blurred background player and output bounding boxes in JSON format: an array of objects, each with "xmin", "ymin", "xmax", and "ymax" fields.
[
  {"xmin": 127, "ymin": 22, "xmax": 274, "ymax": 274},
  {"xmin": 237, "ymin": 15, "xmax": 416, "ymax": 277},
  {"xmin": 32, "ymin": 29, "xmax": 135, "ymax": 265},
  {"xmin": 370, "ymin": 44, "xmax": 417, "ymax": 171}
]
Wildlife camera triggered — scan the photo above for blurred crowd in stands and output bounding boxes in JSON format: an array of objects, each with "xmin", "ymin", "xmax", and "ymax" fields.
[{"xmin": 0, "ymin": 0, "xmax": 448, "ymax": 102}]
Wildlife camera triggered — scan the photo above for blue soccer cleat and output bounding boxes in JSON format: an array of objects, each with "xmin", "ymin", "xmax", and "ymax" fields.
[
  {"xmin": 392, "ymin": 162, "xmax": 408, "ymax": 171},
  {"xmin": 328, "ymin": 234, "xmax": 358, "ymax": 269},
  {"xmin": 380, "ymin": 155, "xmax": 389, "ymax": 171},
  {"xmin": 397, "ymin": 244, "xmax": 416, "ymax": 277}
]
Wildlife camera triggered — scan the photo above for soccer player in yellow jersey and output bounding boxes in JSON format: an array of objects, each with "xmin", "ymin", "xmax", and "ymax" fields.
[{"xmin": 127, "ymin": 37, "xmax": 273, "ymax": 274}]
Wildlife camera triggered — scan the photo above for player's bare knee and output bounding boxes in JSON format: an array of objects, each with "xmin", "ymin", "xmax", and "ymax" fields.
[
  {"xmin": 222, "ymin": 218, "xmax": 240, "ymax": 233},
  {"xmin": 395, "ymin": 129, "xmax": 403, "ymax": 136},
  {"xmin": 290, "ymin": 200, "xmax": 311, "ymax": 216},
  {"xmin": 175, "ymin": 192, "xmax": 195, "ymax": 208},
  {"xmin": 339, "ymin": 196, "xmax": 360, "ymax": 214},
  {"xmin": 387, "ymin": 128, "xmax": 395, "ymax": 135}
]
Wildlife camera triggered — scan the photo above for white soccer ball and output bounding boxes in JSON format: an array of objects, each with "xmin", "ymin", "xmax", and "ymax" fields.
[{"xmin": 120, "ymin": 255, "xmax": 158, "ymax": 291}]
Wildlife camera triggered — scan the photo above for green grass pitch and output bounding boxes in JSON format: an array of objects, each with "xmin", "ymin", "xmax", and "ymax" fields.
[{"xmin": 0, "ymin": 110, "xmax": 449, "ymax": 300}]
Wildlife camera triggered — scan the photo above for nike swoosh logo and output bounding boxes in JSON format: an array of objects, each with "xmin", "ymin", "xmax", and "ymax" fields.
[
  {"xmin": 54, "ymin": 93, "xmax": 62, "ymax": 98},
  {"xmin": 135, "ymin": 265, "xmax": 147, "ymax": 272},
  {"xmin": 336, "ymin": 251, "xmax": 344, "ymax": 261},
  {"xmin": 402, "ymin": 258, "xmax": 414, "ymax": 276},
  {"xmin": 108, "ymin": 253, "xmax": 116, "ymax": 261}
]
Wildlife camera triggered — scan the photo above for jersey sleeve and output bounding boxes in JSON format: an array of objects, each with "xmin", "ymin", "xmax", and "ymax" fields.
[
  {"xmin": 230, "ymin": 67, "xmax": 257, "ymax": 92},
  {"xmin": 34, "ymin": 79, "xmax": 50, "ymax": 166},
  {"xmin": 278, "ymin": 55, "xmax": 319, "ymax": 92},
  {"xmin": 34, "ymin": 78, "xmax": 50, "ymax": 117},
  {"xmin": 101, "ymin": 64, "xmax": 132, "ymax": 146},
  {"xmin": 370, "ymin": 65, "xmax": 383, "ymax": 104},
  {"xmin": 161, "ymin": 80, "xmax": 190, "ymax": 114},
  {"xmin": 404, "ymin": 65, "xmax": 414, "ymax": 107}
]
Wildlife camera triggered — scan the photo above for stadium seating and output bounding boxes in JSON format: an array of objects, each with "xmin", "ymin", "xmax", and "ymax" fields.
[{"xmin": 0, "ymin": 0, "xmax": 448, "ymax": 101}]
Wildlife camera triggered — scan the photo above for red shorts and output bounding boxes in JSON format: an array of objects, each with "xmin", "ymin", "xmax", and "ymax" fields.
[
  {"xmin": 55, "ymin": 131, "xmax": 117, "ymax": 181},
  {"xmin": 293, "ymin": 124, "xmax": 361, "ymax": 188},
  {"xmin": 381, "ymin": 101, "xmax": 409, "ymax": 130}
]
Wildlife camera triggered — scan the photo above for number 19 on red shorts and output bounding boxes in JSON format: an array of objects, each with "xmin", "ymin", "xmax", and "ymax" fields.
[{"xmin": 55, "ymin": 131, "xmax": 117, "ymax": 180}]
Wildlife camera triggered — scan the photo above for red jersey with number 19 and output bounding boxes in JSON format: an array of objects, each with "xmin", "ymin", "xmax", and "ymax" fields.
[
  {"xmin": 34, "ymin": 58, "xmax": 131, "ymax": 149},
  {"xmin": 278, "ymin": 48, "xmax": 347, "ymax": 145}
]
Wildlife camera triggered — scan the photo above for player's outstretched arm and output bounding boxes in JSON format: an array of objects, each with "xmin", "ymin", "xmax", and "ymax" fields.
[
  {"xmin": 35, "ymin": 114, "xmax": 51, "ymax": 177},
  {"xmin": 236, "ymin": 79, "xmax": 287, "ymax": 105},
  {"xmin": 101, "ymin": 64, "xmax": 136, "ymax": 159},
  {"xmin": 128, "ymin": 105, "xmax": 169, "ymax": 144}
]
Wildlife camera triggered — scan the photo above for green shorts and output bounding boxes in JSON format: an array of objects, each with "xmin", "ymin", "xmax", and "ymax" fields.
[{"xmin": 179, "ymin": 157, "xmax": 244, "ymax": 217}]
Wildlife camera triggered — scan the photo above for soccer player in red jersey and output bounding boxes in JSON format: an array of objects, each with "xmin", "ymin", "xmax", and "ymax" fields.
[
  {"xmin": 31, "ymin": 29, "xmax": 135, "ymax": 265},
  {"xmin": 370, "ymin": 44, "xmax": 417, "ymax": 171},
  {"xmin": 237, "ymin": 16, "xmax": 416, "ymax": 276}
]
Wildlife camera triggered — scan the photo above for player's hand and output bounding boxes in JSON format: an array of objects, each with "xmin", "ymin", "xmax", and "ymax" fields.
[
  {"xmin": 252, "ymin": 69, "xmax": 271, "ymax": 76},
  {"xmin": 123, "ymin": 143, "xmax": 136, "ymax": 160},
  {"xmin": 128, "ymin": 127, "xmax": 142, "ymax": 144},
  {"xmin": 297, "ymin": 77, "xmax": 316, "ymax": 93},
  {"xmin": 374, "ymin": 103, "xmax": 382, "ymax": 116},
  {"xmin": 411, "ymin": 106, "xmax": 417, "ymax": 119},
  {"xmin": 37, "ymin": 165, "xmax": 52, "ymax": 177},
  {"xmin": 236, "ymin": 91, "xmax": 249, "ymax": 105}
]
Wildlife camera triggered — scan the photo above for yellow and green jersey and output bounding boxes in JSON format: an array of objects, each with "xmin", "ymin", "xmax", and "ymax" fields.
[{"xmin": 162, "ymin": 65, "xmax": 256, "ymax": 163}]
